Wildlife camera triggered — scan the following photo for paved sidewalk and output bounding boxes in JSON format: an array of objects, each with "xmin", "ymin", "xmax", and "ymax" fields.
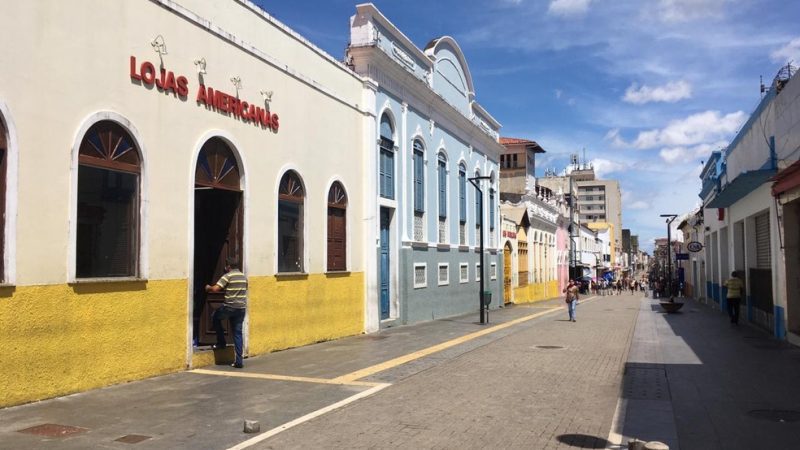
[
  {"xmin": 1, "ymin": 297, "xmax": 590, "ymax": 450},
  {"xmin": 4, "ymin": 292, "xmax": 796, "ymax": 449},
  {"xmin": 611, "ymin": 294, "xmax": 800, "ymax": 450}
]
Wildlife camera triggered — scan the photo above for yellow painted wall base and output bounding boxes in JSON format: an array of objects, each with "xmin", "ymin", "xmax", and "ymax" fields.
[
  {"xmin": 1, "ymin": 272, "xmax": 365, "ymax": 407},
  {"xmin": 0, "ymin": 280, "xmax": 187, "ymax": 407},
  {"xmin": 512, "ymin": 281, "xmax": 560, "ymax": 304},
  {"xmin": 246, "ymin": 272, "xmax": 364, "ymax": 356}
]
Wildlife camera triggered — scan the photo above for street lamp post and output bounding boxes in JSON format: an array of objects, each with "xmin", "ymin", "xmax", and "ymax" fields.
[
  {"xmin": 469, "ymin": 175, "xmax": 492, "ymax": 324},
  {"xmin": 660, "ymin": 214, "xmax": 678, "ymax": 301}
]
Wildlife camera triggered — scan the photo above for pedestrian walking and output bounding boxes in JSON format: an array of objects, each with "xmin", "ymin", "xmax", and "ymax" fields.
[
  {"xmin": 723, "ymin": 271, "xmax": 744, "ymax": 325},
  {"xmin": 563, "ymin": 279, "xmax": 579, "ymax": 322},
  {"xmin": 206, "ymin": 258, "xmax": 248, "ymax": 368}
]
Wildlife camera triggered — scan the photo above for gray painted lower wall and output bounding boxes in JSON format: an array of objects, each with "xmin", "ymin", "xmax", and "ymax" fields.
[{"xmin": 400, "ymin": 246, "xmax": 503, "ymax": 325}]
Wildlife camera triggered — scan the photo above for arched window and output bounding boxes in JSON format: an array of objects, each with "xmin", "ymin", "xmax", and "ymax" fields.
[
  {"xmin": 437, "ymin": 152, "xmax": 447, "ymax": 244},
  {"xmin": 413, "ymin": 139, "xmax": 425, "ymax": 241},
  {"xmin": 76, "ymin": 121, "xmax": 141, "ymax": 278},
  {"xmin": 474, "ymin": 170, "xmax": 482, "ymax": 245},
  {"xmin": 458, "ymin": 163, "xmax": 466, "ymax": 245},
  {"xmin": 379, "ymin": 114, "xmax": 394, "ymax": 199},
  {"xmin": 278, "ymin": 170, "xmax": 305, "ymax": 273},
  {"xmin": 327, "ymin": 181, "xmax": 347, "ymax": 271}
]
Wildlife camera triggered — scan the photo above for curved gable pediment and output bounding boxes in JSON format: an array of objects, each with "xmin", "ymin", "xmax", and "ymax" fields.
[{"xmin": 425, "ymin": 36, "xmax": 475, "ymax": 114}]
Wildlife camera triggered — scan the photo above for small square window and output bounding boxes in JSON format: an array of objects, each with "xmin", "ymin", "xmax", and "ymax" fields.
[
  {"xmin": 414, "ymin": 263, "xmax": 427, "ymax": 288},
  {"xmin": 438, "ymin": 263, "xmax": 449, "ymax": 286},
  {"xmin": 460, "ymin": 263, "xmax": 469, "ymax": 283}
]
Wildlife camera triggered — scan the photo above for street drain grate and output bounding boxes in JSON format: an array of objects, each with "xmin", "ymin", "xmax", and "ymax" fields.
[
  {"xmin": 115, "ymin": 435, "xmax": 152, "ymax": 444},
  {"xmin": 17, "ymin": 423, "xmax": 89, "ymax": 437},
  {"xmin": 746, "ymin": 409, "xmax": 800, "ymax": 423},
  {"xmin": 535, "ymin": 345, "xmax": 564, "ymax": 349}
]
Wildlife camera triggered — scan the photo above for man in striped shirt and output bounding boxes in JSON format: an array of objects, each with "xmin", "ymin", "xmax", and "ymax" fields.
[{"xmin": 206, "ymin": 258, "xmax": 248, "ymax": 368}]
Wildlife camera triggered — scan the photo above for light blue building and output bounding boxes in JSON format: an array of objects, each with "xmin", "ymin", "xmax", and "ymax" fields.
[{"xmin": 348, "ymin": 3, "xmax": 504, "ymax": 330}]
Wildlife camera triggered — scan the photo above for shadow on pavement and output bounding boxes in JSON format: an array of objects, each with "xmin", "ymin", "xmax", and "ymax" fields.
[
  {"xmin": 618, "ymin": 296, "xmax": 800, "ymax": 450},
  {"xmin": 556, "ymin": 433, "xmax": 610, "ymax": 448}
]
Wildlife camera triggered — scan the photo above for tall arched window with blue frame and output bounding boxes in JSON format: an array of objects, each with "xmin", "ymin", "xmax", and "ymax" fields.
[
  {"xmin": 379, "ymin": 114, "xmax": 394, "ymax": 200},
  {"xmin": 437, "ymin": 152, "xmax": 448, "ymax": 244},
  {"xmin": 474, "ymin": 170, "xmax": 482, "ymax": 245},
  {"xmin": 458, "ymin": 163, "xmax": 467, "ymax": 246},
  {"xmin": 413, "ymin": 139, "xmax": 425, "ymax": 241},
  {"xmin": 489, "ymin": 184, "xmax": 496, "ymax": 247}
]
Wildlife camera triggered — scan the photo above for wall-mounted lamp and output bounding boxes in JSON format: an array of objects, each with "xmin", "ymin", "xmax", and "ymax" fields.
[
  {"xmin": 193, "ymin": 58, "xmax": 207, "ymax": 75},
  {"xmin": 151, "ymin": 35, "xmax": 168, "ymax": 56},
  {"xmin": 230, "ymin": 76, "xmax": 242, "ymax": 92},
  {"xmin": 260, "ymin": 90, "xmax": 274, "ymax": 103}
]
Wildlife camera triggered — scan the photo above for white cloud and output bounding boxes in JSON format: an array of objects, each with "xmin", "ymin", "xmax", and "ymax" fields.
[
  {"xmin": 628, "ymin": 200, "xmax": 650, "ymax": 210},
  {"xmin": 605, "ymin": 128, "xmax": 630, "ymax": 148},
  {"xmin": 631, "ymin": 110, "xmax": 746, "ymax": 149},
  {"xmin": 659, "ymin": 141, "xmax": 728, "ymax": 164},
  {"xmin": 548, "ymin": 0, "xmax": 591, "ymax": 17},
  {"xmin": 623, "ymin": 80, "xmax": 692, "ymax": 104},
  {"xmin": 771, "ymin": 37, "xmax": 800, "ymax": 65},
  {"xmin": 555, "ymin": 89, "xmax": 563, "ymax": 99},
  {"xmin": 656, "ymin": 0, "xmax": 728, "ymax": 23},
  {"xmin": 591, "ymin": 158, "xmax": 626, "ymax": 178}
]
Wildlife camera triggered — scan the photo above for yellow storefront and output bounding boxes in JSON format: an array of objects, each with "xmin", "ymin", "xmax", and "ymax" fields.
[{"xmin": 0, "ymin": 0, "xmax": 367, "ymax": 407}]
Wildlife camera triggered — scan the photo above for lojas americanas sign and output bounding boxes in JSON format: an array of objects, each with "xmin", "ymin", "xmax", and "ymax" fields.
[{"xmin": 129, "ymin": 56, "xmax": 279, "ymax": 132}]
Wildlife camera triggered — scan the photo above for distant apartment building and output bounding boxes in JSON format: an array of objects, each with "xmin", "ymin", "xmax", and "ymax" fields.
[{"xmin": 538, "ymin": 163, "xmax": 623, "ymax": 272}]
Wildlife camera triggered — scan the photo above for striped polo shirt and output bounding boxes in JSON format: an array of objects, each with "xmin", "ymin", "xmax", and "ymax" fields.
[{"xmin": 216, "ymin": 269, "xmax": 248, "ymax": 309}]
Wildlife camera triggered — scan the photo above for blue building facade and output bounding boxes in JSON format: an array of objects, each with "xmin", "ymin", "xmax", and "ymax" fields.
[{"xmin": 348, "ymin": 4, "xmax": 503, "ymax": 330}]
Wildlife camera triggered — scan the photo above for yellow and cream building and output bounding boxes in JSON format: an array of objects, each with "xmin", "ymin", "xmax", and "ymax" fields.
[{"xmin": 0, "ymin": 0, "xmax": 369, "ymax": 407}]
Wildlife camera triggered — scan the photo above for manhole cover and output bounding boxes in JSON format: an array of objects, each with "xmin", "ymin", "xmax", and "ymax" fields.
[
  {"xmin": 747, "ymin": 409, "xmax": 800, "ymax": 423},
  {"xmin": 17, "ymin": 423, "xmax": 89, "ymax": 437},
  {"xmin": 115, "ymin": 435, "xmax": 152, "ymax": 444},
  {"xmin": 535, "ymin": 345, "xmax": 564, "ymax": 349},
  {"xmin": 364, "ymin": 335, "xmax": 388, "ymax": 340}
]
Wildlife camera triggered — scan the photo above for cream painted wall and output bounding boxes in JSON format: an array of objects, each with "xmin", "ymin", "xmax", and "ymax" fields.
[{"xmin": 0, "ymin": 0, "xmax": 366, "ymax": 285}]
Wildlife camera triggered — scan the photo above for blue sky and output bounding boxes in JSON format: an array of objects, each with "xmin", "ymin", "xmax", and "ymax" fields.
[{"xmin": 257, "ymin": 0, "xmax": 800, "ymax": 252}]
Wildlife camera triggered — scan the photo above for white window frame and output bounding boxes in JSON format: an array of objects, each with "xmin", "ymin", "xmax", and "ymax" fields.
[
  {"xmin": 475, "ymin": 263, "xmax": 481, "ymax": 282},
  {"xmin": 490, "ymin": 262, "xmax": 497, "ymax": 281},
  {"xmin": 414, "ymin": 262, "xmax": 427, "ymax": 289},
  {"xmin": 459, "ymin": 262, "xmax": 469, "ymax": 283},
  {"xmin": 438, "ymin": 262, "xmax": 449, "ymax": 286}
]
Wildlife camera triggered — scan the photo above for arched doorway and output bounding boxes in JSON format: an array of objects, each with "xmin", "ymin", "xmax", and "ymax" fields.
[
  {"xmin": 503, "ymin": 241, "xmax": 513, "ymax": 304},
  {"xmin": 0, "ymin": 115, "xmax": 7, "ymax": 282},
  {"xmin": 193, "ymin": 137, "xmax": 243, "ymax": 346}
]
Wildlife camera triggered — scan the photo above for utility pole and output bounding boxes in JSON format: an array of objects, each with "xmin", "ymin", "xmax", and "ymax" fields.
[
  {"xmin": 660, "ymin": 214, "xmax": 678, "ymax": 300},
  {"xmin": 469, "ymin": 175, "xmax": 491, "ymax": 324}
]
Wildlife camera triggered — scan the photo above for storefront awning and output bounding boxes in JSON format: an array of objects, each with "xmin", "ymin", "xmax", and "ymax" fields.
[
  {"xmin": 772, "ymin": 160, "xmax": 800, "ymax": 197},
  {"xmin": 706, "ymin": 169, "xmax": 776, "ymax": 208}
]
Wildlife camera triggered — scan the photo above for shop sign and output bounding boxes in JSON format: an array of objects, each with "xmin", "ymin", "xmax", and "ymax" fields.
[
  {"xmin": 502, "ymin": 230, "xmax": 517, "ymax": 239},
  {"xmin": 129, "ymin": 56, "xmax": 279, "ymax": 132},
  {"xmin": 686, "ymin": 241, "xmax": 703, "ymax": 252},
  {"xmin": 675, "ymin": 253, "xmax": 690, "ymax": 260}
]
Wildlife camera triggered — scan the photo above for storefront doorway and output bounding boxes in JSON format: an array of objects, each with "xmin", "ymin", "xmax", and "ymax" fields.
[
  {"xmin": 503, "ymin": 242, "xmax": 512, "ymax": 304},
  {"xmin": 379, "ymin": 207, "xmax": 391, "ymax": 320},
  {"xmin": 192, "ymin": 138, "xmax": 243, "ymax": 346}
]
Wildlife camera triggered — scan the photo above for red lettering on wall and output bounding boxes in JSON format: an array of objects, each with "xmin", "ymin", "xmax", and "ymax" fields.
[
  {"xmin": 196, "ymin": 84, "xmax": 208, "ymax": 104},
  {"xmin": 141, "ymin": 61, "xmax": 156, "ymax": 85},
  {"xmin": 176, "ymin": 76, "xmax": 189, "ymax": 97},
  {"xmin": 129, "ymin": 56, "xmax": 142, "ymax": 81},
  {"xmin": 131, "ymin": 56, "xmax": 278, "ymax": 132}
]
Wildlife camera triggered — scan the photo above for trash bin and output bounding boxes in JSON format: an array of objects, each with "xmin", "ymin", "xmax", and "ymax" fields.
[{"xmin": 483, "ymin": 291, "xmax": 492, "ymax": 307}]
